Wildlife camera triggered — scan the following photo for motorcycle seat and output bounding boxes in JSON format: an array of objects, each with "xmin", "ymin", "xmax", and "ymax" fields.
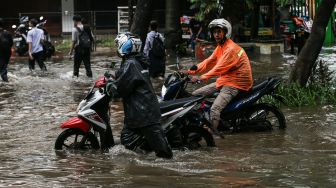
[
  {"xmin": 234, "ymin": 78, "xmax": 270, "ymax": 99},
  {"xmin": 160, "ymin": 96, "xmax": 204, "ymax": 114},
  {"xmin": 206, "ymin": 79, "xmax": 269, "ymax": 100}
]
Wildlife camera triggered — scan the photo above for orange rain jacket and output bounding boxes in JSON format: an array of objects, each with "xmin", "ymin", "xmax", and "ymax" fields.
[{"xmin": 188, "ymin": 39, "xmax": 253, "ymax": 91}]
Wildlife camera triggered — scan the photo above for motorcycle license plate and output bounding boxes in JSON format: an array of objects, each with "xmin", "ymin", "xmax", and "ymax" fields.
[{"xmin": 13, "ymin": 38, "xmax": 22, "ymax": 42}]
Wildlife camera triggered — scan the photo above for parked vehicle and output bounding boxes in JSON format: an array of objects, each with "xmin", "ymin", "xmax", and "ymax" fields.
[
  {"xmin": 55, "ymin": 73, "xmax": 215, "ymax": 152},
  {"xmin": 11, "ymin": 24, "xmax": 28, "ymax": 56},
  {"xmin": 160, "ymin": 71, "xmax": 286, "ymax": 133}
]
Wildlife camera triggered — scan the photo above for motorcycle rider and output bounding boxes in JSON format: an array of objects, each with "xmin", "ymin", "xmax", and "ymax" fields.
[
  {"xmin": 18, "ymin": 16, "xmax": 29, "ymax": 36},
  {"xmin": 107, "ymin": 33, "xmax": 173, "ymax": 159},
  {"xmin": 13, "ymin": 16, "xmax": 29, "ymax": 56},
  {"xmin": 186, "ymin": 18, "xmax": 253, "ymax": 135}
]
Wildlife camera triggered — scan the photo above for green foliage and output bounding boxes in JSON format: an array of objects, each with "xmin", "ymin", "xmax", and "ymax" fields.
[
  {"xmin": 276, "ymin": 0, "xmax": 293, "ymax": 7},
  {"xmin": 308, "ymin": 60, "xmax": 335, "ymax": 87},
  {"xmin": 262, "ymin": 59, "xmax": 336, "ymax": 107},
  {"xmin": 176, "ymin": 42, "xmax": 188, "ymax": 56},
  {"xmin": 275, "ymin": 82, "xmax": 336, "ymax": 107},
  {"xmin": 95, "ymin": 38, "xmax": 115, "ymax": 48},
  {"xmin": 55, "ymin": 40, "xmax": 72, "ymax": 52},
  {"xmin": 188, "ymin": 0, "xmax": 297, "ymax": 20},
  {"xmin": 55, "ymin": 37, "xmax": 117, "ymax": 52},
  {"xmin": 188, "ymin": 0, "xmax": 220, "ymax": 20}
]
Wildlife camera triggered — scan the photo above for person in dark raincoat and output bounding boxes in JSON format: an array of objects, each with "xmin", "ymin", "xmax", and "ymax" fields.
[
  {"xmin": 108, "ymin": 33, "xmax": 172, "ymax": 159},
  {"xmin": 0, "ymin": 18, "xmax": 13, "ymax": 82}
]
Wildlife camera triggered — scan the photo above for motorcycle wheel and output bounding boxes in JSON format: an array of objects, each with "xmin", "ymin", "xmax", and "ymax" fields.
[
  {"xmin": 182, "ymin": 126, "xmax": 215, "ymax": 150},
  {"xmin": 244, "ymin": 103, "xmax": 286, "ymax": 131},
  {"xmin": 54, "ymin": 128, "xmax": 100, "ymax": 150}
]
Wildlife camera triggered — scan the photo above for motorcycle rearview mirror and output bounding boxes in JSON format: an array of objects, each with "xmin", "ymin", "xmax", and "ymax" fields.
[
  {"xmin": 110, "ymin": 61, "xmax": 119, "ymax": 69},
  {"xmin": 189, "ymin": 65, "xmax": 198, "ymax": 71},
  {"xmin": 39, "ymin": 16, "xmax": 44, "ymax": 21},
  {"xmin": 104, "ymin": 71, "xmax": 115, "ymax": 79}
]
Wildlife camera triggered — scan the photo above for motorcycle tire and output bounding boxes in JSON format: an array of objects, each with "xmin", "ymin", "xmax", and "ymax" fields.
[
  {"xmin": 244, "ymin": 103, "xmax": 286, "ymax": 131},
  {"xmin": 182, "ymin": 125, "xmax": 215, "ymax": 150},
  {"xmin": 54, "ymin": 128, "xmax": 100, "ymax": 150}
]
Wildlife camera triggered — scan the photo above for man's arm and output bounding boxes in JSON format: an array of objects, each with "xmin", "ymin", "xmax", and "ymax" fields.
[
  {"xmin": 200, "ymin": 49, "xmax": 240, "ymax": 81},
  {"xmin": 143, "ymin": 33, "xmax": 151, "ymax": 57},
  {"xmin": 115, "ymin": 62, "xmax": 143, "ymax": 97},
  {"xmin": 196, "ymin": 26, "xmax": 203, "ymax": 38},
  {"xmin": 187, "ymin": 46, "xmax": 219, "ymax": 75},
  {"xmin": 26, "ymin": 32, "xmax": 33, "ymax": 60},
  {"xmin": 28, "ymin": 42, "xmax": 33, "ymax": 60},
  {"xmin": 69, "ymin": 29, "xmax": 76, "ymax": 56},
  {"xmin": 40, "ymin": 30, "xmax": 45, "ymax": 43}
]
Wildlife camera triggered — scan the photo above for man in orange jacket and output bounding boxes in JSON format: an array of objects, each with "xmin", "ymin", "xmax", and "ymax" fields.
[{"xmin": 187, "ymin": 18, "xmax": 253, "ymax": 135}]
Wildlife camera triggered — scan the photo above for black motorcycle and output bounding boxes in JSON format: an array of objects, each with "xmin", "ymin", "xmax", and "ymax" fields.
[
  {"xmin": 160, "ymin": 71, "xmax": 286, "ymax": 133},
  {"xmin": 12, "ymin": 24, "xmax": 28, "ymax": 56}
]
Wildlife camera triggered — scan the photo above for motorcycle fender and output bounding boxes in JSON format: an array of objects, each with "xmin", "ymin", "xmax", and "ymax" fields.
[{"xmin": 60, "ymin": 117, "xmax": 90, "ymax": 133}]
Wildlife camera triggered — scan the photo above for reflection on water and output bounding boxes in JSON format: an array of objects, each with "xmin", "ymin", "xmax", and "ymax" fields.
[{"xmin": 0, "ymin": 54, "xmax": 335, "ymax": 187}]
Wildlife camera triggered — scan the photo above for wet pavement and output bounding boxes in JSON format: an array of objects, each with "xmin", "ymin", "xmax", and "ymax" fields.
[{"xmin": 0, "ymin": 51, "xmax": 336, "ymax": 187}]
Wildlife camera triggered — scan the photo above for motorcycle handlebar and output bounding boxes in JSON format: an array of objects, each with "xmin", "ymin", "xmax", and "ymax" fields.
[{"xmin": 175, "ymin": 71, "xmax": 202, "ymax": 84}]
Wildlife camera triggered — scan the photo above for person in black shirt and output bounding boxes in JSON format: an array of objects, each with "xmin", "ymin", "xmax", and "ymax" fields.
[
  {"xmin": 189, "ymin": 16, "xmax": 204, "ymax": 52},
  {"xmin": 69, "ymin": 15, "xmax": 94, "ymax": 78}
]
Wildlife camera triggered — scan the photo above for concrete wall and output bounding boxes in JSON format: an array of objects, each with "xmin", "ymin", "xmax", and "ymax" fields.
[{"xmin": 62, "ymin": 0, "xmax": 74, "ymax": 33}]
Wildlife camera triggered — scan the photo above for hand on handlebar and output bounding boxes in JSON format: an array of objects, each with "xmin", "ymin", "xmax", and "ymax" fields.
[
  {"xmin": 190, "ymin": 76, "xmax": 201, "ymax": 84},
  {"xmin": 181, "ymin": 70, "xmax": 189, "ymax": 75}
]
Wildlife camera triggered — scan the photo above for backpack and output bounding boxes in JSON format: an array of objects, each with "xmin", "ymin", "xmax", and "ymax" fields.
[
  {"xmin": 42, "ymin": 40, "xmax": 55, "ymax": 59},
  {"xmin": 0, "ymin": 30, "xmax": 13, "ymax": 52},
  {"xmin": 150, "ymin": 33, "xmax": 165, "ymax": 58},
  {"xmin": 76, "ymin": 27, "xmax": 92, "ymax": 49}
]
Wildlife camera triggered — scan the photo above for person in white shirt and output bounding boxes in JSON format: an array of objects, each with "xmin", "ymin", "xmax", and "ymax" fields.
[{"xmin": 27, "ymin": 18, "xmax": 47, "ymax": 71}]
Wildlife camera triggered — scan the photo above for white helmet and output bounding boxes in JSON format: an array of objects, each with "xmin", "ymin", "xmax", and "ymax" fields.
[
  {"xmin": 208, "ymin": 18, "xmax": 232, "ymax": 39},
  {"xmin": 114, "ymin": 33, "xmax": 142, "ymax": 57}
]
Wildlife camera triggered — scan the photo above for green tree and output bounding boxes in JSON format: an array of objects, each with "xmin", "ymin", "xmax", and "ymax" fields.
[
  {"xmin": 290, "ymin": 0, "xmax": 336, "ymax": 86},
  {"xmin": 165, "ymin": 0, "xmax": 182, "ymax": 51},
  {"xmin": 188, "ymin": 0, "xmax": 293, "ymax": 39},
  {"xmin": 128, "ymin": 0, "xmax": 135, "ymax": 30},
  {"xmin": 130, "ymin": 0, "xmax": 154, "ymax": 50}
]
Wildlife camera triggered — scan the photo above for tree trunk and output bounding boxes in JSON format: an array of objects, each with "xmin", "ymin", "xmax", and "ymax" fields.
[
  {"xmin": 289, "ymin": 0, "xmax": 336, "ymax": 86},
  {"xmin": 250, "ymin": 0, "xmax": 260, "ymax": 39},
  {"xmin": 128, "ymin": 0, "xmax": 134, "ymax": 30},
  {"xmin": 130, "ymin": 0, "xmax": 153, "ymax": 50},
  {"xmin": 165, "ymin": 0, "xmax": 181, "ymax": 52}
]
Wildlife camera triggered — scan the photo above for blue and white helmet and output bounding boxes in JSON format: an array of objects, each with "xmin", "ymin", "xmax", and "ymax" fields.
[{"xmin": 114, "ymin": 33, "xmax": 142, "ymax": 57}]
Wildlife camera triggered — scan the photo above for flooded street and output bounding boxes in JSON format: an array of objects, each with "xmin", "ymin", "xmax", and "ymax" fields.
[{"xmin": 0, "ymin": 52, "xmax": 336, "ymax": 187}]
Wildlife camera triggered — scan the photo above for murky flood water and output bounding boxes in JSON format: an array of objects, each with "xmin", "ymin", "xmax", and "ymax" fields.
[{"xmin": 0, "ymin": 52, "xmax": 336, "ymax": 187}]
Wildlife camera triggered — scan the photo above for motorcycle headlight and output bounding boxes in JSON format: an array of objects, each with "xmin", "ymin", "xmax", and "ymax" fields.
[{"xmin": 161, "ymin": 85, "xmax": 167, "ymax": 99}]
